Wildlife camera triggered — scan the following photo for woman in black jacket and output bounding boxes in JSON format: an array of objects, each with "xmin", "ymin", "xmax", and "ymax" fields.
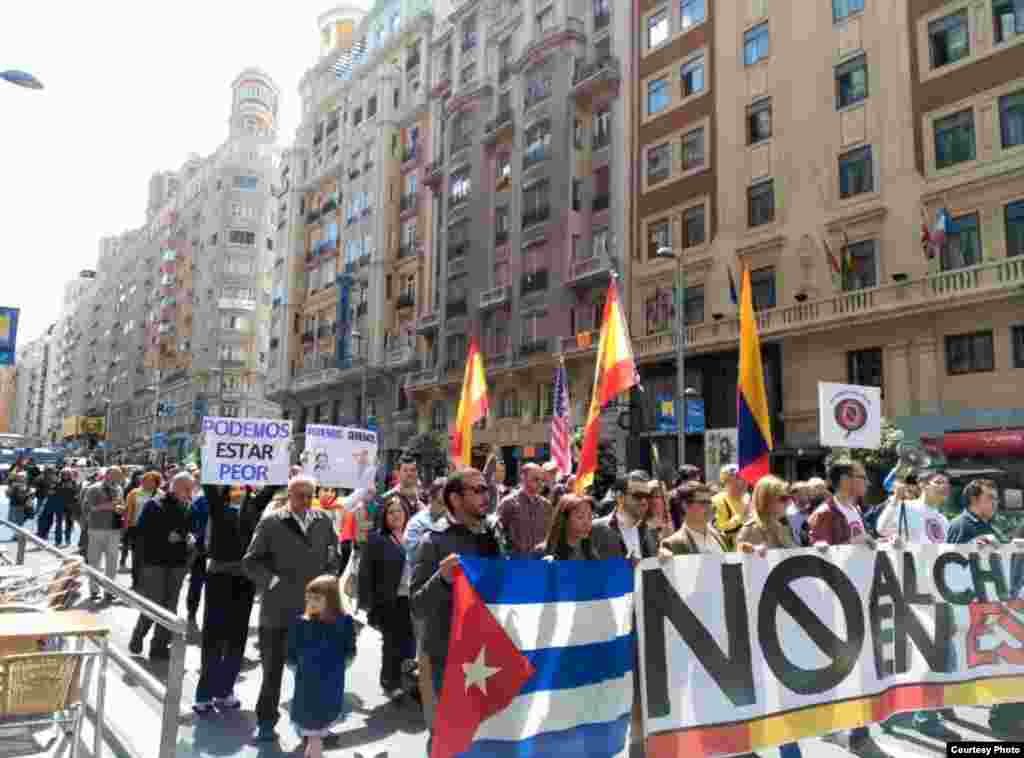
[
  {"xmin": 193, "ymin": 483, "xmax": 280, "ymax": 713},
  {"xmin": 538, "ymin": 494, "xmax": 600, "ymax": 560},
  {"xmin": 358, "ymin": 497, "xmax": 415, "ymax": 697}
]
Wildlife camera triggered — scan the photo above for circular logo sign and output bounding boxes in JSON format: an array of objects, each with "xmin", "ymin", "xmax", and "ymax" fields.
[{"xmin": 834, "ymin": 398, "xmax": 868, "ymax": 434}]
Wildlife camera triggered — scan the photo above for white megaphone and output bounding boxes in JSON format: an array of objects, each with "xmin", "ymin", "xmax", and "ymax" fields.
[{"xmin": 894, "ymin": 442, "xmax": 934, "ymax": 477}]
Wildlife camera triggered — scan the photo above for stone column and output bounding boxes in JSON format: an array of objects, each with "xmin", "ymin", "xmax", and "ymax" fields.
[
  {"xmin": 915, "ymin": 336, "xmax": 942, "ymax": 416},
  {"xmin": 884, "ymin": 341, "xmax": 912, "ymax": 417}
]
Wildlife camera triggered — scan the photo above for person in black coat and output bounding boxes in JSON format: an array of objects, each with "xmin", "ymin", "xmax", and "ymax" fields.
[
  {"xmin": 359, "ymin": 496, "xmax": 415, "ymax": 697},
  {"xmin": 192, "ymin": 482, "xmax": 280, "ymax": 713}
]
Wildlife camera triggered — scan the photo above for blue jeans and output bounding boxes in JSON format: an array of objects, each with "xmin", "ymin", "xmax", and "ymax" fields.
[{"xmin": 779, "ymin": 743, "xmax": 802, "ymax": 758}]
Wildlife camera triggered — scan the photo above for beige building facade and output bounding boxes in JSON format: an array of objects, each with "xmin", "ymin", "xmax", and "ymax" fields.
[{"xmin": 630, "ymin": 0, "xmax": 1024, "ymax": 480}]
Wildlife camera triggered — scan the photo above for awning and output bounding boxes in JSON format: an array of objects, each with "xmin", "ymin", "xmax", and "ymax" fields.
[{"xmin": 925, "ymin": 429, "xmax": 1024, "ymax": 458}]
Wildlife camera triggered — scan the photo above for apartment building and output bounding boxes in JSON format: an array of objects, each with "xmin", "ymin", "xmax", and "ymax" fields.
[
  {"xmin": 403, "ymin": 0, "xmax": 630, "ymax": 474},
  {"xmin": 268, "ymin": 1, "xmax": 443, "ymax": 463},
  {"xmin": 50, "ymin": 271, "xmax": 98, "ymax": 444},
  {"xmin": 13, "ymin": 329, "xmax": 54, "ymax": 444},
  {"xmin": 50, "ymin": 70, "xmax": 281, "ymax": 463},
  {"xmin": 630, "ymin": 0, "xmax": 1024, "ymax": 480}
]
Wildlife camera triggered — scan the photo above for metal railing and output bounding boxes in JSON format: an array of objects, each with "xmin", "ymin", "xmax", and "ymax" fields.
[{"xmin": 1, "ymin": 518, "xmax": 188, "ymax": 758}]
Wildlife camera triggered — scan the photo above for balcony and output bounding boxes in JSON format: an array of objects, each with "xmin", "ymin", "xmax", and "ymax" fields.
[
  {"xmin": 424, "ymin": 159, "xmax": 444, "ymax": 188},
  {"xmin": 417, "ymin": 309, "xmax": 440, "ymax": 334},
  {"xmin": 480, "ymin": 285, "xmax": 509, "ymax": 310},
  {"xmin": 523, "ymin": 147, "xmax": 549, "ymax": 171},
  {"xmin": 522, "ymin": 205, "xmax": 551, "ymax": 228},
  {"xmin": 521, "ymin": 269, "xmax": 549, "ymax": 295},
  {"xmin": 634, "ymin": 257, "xmax": 1024, "ymax": 362},
  {"xmin": 407, "ymin": 366, "xmax": 439, "ymax": 388},
  {"xmin": 448, "ymin": 240, "xmax": 469, "ymax": 261},
  {"xmin": 561, "ymin": 331, "xmax": 596, "ymax": 354},
  {"xmin": 400, "ymin": 194, "xmax": 419, "ymax": 214},
  {"xmin": 571, "ymin": 55, "xmax": 622, "ymax": 100},
  {"xmin": 432, "ymin": 72, "xmax": 452, "ymax": 97},
  {"xmin": 521, "ymin": 337, "xmax": 549, "ymax": 356},
  {"xmin": 396, "ymin": 291, "xmax": 416, "ymax": 309},
  {"xmin": 446, "ymin": 298, "xmax": 468, "ymax": 318},
  {"xmin": 387, "ymin": 344, "xmax": 415, "ymax": 367},
  {"xmin": 291, "ymin": 365, "xmax": 346, "ymax": 393},
  {"xmin": 567, "ymin": 254, "xmax": 611, "ymax": 287},
  {"xmin": 593, "ymin": 192, "xmax": 610, "ymax": 212},
  {"xmin": 520, "ymin": 16, "xmax": 585, "ymax": 68},
  {"xmin": 461, "ymin": 31, "xmax": 477, "ymax": 53},
  {"xmin": 448, "ymin": 256, "xmax": 468, "ymax": 277},
  {"xmin": 483, "ymin": 111, "xmax": 514, "ymax": 145},
  {"xmin": 498, "ymin": 66, "xmax": 513, "ymax": 86}
]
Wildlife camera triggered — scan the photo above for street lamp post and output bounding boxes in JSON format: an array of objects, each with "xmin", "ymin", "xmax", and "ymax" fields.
[
  {"xmin": 0, "ymin": 70, "xmax": 43, "ymax": 90},
  {"xmin": 655, "ymin": 246, "xmax": 697, "ymax": 468}
]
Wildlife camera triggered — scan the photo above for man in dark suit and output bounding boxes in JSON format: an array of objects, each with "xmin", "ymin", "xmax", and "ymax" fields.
[{"xmin": 590, "ymin": 471, "xmax": 658, "ymax": 561}]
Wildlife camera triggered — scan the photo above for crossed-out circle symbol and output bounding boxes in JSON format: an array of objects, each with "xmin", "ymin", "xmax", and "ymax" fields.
[{"xmin": 834, "ymin": 398, "xmax": 868, "ymax": 433}]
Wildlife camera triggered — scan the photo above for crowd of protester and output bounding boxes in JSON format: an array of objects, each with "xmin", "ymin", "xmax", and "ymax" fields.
[{"xmin": 4, "ymin": 447, "xmax": 1023, "ymax": 758}]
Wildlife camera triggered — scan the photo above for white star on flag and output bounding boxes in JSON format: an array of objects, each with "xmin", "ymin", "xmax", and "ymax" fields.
[{"xmin": 462, "ymin": 646, "xmax": 502, "ymax": 695}]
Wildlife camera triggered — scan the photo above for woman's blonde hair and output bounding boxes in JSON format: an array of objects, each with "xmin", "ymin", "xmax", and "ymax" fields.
[
  {"xmin": 305, "ymin": 574, "xmax": 344, "ymax": 623},
  {"xmin": 751, "ymin": 475, "xmax": 793, "ymax": 547}
]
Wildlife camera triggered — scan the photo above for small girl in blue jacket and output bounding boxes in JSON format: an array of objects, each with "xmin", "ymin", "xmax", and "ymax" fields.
[{"xmin": 287, "ymin": 574, "xmax": 356, "ymax": 758}]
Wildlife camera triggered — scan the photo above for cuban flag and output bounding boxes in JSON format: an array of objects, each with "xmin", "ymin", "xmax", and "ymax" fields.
[{"xmin": 432, "ymin": 557, "xmax": 634, "ymax": 758}]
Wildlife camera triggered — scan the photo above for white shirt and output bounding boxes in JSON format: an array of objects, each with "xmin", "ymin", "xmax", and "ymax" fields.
[
  {"xmin": 617, "ymin": 511, "xmax": 642, "ymax": 559},
  {"xmin": 835, "ymin": 498, "xmax": 868, "ymax": 544},
  {"xmin": 785, "ymin": 502, "xmax": 807, "ymax": 545},
  {"xmin": 877, "ymin": 498, "xmax": 949, "ymax": 544}
]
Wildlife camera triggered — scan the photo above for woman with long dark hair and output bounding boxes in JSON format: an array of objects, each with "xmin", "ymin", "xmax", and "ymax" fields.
[
  {"xmin": 358, "ymin": 497, "xmax": 415, "ymax": 697},
  {"xmin": 538, "ymin": 494, "xmax": 599, "ymax": 560}
]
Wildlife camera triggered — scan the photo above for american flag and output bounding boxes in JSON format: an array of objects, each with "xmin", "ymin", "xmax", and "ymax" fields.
[{"xmin": 551, "ymin": 359, "xmax": 572, "ymax": 477}]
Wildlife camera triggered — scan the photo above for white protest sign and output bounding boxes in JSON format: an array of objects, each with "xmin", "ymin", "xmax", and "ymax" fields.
[
  {"xmin": 636, "ymin": 545, "xmax": 1024, "ymax": 756},
  {"xmin": 818, "ymin": 381, "xmax": 882, "ymax": 449},
  {"xmin": 704, "ymin": 428, "xmax": 737, "ymax": 485},
  {"xmin": 201, "ymin": 416, "xmax": 292, "ymax": 485},
  {"xmin": 301, "ymin": 424, "xmax": 378, "ymax": 489}
]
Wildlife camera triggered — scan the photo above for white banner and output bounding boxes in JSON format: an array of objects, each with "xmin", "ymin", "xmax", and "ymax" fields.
[
  {"xmin": 301, "ymin": 424, "xmax": 378, "ymax": 489},
  {"xmin": 636, "ymin": 545, "xmax": 1024, "ymax": 755},
  {"xmin": 818, "ymin": 381, "xmax": 882, "ymax": 449},
  {"xmin": 200, "ymin": 417, "xmax": 292, "ymax": 485},
  {"xmin": 704, "ymin": 428, "xmax": 737, "ymax": 484}
]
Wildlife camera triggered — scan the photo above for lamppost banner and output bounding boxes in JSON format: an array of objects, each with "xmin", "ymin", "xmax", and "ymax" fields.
[{"xmin": 0, "ymin": 307, "xmax": 20, "ymax": 366}]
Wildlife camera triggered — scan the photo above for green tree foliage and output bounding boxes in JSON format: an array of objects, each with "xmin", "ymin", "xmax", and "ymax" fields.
[{"xmin": 405, "ymin": 432, "xmax": 447, "ymax": 483}]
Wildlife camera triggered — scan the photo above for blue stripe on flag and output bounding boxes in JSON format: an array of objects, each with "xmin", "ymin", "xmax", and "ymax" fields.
[
  {"xmin": 460, "ymin": 557, "xmax": 633, "ymax": 604},
  {"xmin": 458, "ymin": 714, "xmax": 630, "ymax": 758},
  {"xmin": 519, "ymin": 635, "xmax": 634, "ymax": 695}
]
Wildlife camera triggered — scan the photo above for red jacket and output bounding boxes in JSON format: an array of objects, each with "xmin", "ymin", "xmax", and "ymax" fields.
[{"xmin": 808, "ymin": 496, "xmax": 858, "ymax": 546}]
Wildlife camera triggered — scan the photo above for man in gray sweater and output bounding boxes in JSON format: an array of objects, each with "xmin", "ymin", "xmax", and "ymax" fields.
[
  {"xmin": 81, "ymin": 467, "xmax": 126, "ymax": 601},
  {"xmin": 241, "ymin": 475, "xmax": 340, "ymax": 743}
]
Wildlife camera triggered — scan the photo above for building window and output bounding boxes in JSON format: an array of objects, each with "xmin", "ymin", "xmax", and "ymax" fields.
[
  {"xmin": 499, "ymin": 391, "xmax": 519, "ymax": 418},
  {"xmin": 233, "ymin": 175, "xmax": 259, "ymax": 190},
  {"xmin": 751, "ymin": 267, "xmax": 776, "ymax": 310},
  {"xmin": 833, "ymin": 0, "xmax": 864, "ymax": 23},
  {"xmin": 748, "ymin": 179, "xmax": 775, "ymax": 227},
  {"xmin": 431, "ymin": 401, "xmax": 447, "ymax": 431},
  {"xmin": 1006, "ymin": 200, "xmax": 1024, "ymax": 256},
  {"xmin": 649, "ymin": 219, "xmax": 671, "ymax": 258},
  {"xmin": 647, "ymin": 76, "xmax": 670, "ymax": 115},
  {"xmin": 747, "ymin": 98, "xmax": 772, "ymax": 144},
  {"xmin": 683, "ymin": 205, "xmax": 705, "ymax": 248},
  {"xmin": 847, "ymin": 347, "xmax": 882, "ymax": 389},
  {"xmin": 682, "ymin": 126, "xmax": 705, "ymax": 171},
  {"xmin": 592, "ymin": 227, "xmax": 610, "ymax": 259},
  {"xmin": 450, "ymin": 168, "xmax": 471, "ymax": 206},
  {"xmin": 523, "ymin": 181, "xmax": 551, "ymax": 226},
  {"xmin": 593, "ymin": 107, "xmax": 612, "ymax": 148},
  {"xmin": 929, "ymin": 11, "xmax": 970, "ymax": 68},
  {"xmin": 744, "ymin": 23, "xmax": 769, "ymax": 65},
  {"xmin": 934, "ymin": 109, "xmax": 976, "ymax": 169},
  {"xmin": 1000, "ymin": 90, "xmax": 1024, "ymax": 148},
  {"xmin": 644, "ymin": 288, "xmax": 673, "ymax": 334},
  {"xmin": 1012, "ymin": 325, "xmax": 1024, "ymax": 367},
  {"xmin": 942, "ymin": 212, "xmax": 982, "ymax": 271},
  {"xmin": 647, "ymin": 142, "xmax": 671, "ymax": 184},
  {"xmin": 843, "ymin": 239, "xmax": 878, "ymax": 291},
  {"xmin": 835, "ymin": 55, "xmax": 868, "ymax": 109},
  {"xmin": 994, "ymin": 0, "xmax": 1024, "ymax": 43},
  {"xmin": 945, "ymin": 331, "xmax": 995, "ymax": 374},
  {"xmin": 496, "ymin": 154, "xmax": 512, "ymax": 189},
  {"xmin": 684, "ymin": 285, "xmax": 705, "ymax": 324},
  {"xmin": 838, "ymin": 145, "xmax": 874, "ymax": 198},
  {"xmin": 681, "ymin": 0, "xmax": 705, "ymax": 29},
  {"xmin": 228, "ymin": 230, "xmax": 256, "ymax": 246},
  {"xmin": 648, "ymin": 8, "xmax": 670, "ymax": 48},
  {"xmin": 367, "ymin": 95, "xmax": 377, "ymax": 118},
  {"xmin": 524, "ymin": 73, "xmax": 552, "ymax": 109},
  {"xmin": 537, "ymin": 6, "xmax": 554, "ymax": 33},
  {"xmin": 524, "ymin": 120, "xmax": 552, "ymax": 168},
  {"xmin": 678, "ymin": 56, "xmax": 705, "ymax": 99}
]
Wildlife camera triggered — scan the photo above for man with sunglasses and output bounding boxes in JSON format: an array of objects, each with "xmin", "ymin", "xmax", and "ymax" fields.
[
  {"xmin": 590, "ymin": 471, "xmax": 659, "ymax": 561},
  {"xmin": 411, "ymin": 467, "xmax": 503, "ymax": 756}
]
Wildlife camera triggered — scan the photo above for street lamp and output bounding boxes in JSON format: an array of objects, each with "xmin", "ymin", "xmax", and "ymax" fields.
[
  {"xmin": 654, "ymin": 246, "xmax": 698, "ymax": 467},
  {"xmin": 1, "ymin": 70, "xmax": 43, "ymax": 90}
]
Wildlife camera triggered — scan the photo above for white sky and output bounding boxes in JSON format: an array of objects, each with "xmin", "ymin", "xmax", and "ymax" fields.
[{"xmin": 0, "ymin": 1, "xmax": 348, "ymax": 345}]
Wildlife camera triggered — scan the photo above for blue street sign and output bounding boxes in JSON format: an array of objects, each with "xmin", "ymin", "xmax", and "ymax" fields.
[
  {"xmin": 685, "ymin": 398, "xmax": 705, "ymax": 434},
  {"xmin": 366, "ymin": 416, "xmax": 378, "ymax": 432},
  {"xmin": 152, "ymin": 433, "xmax": 168, "ymax": 450}
]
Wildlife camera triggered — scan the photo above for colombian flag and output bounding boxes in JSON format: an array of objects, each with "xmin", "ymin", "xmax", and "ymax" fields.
[
  {"xmin": 450, "ymin": 337, "xmax": 489, "ymax": 468},
  {"xmin": 737, "ymin": 268, "xmax": 773, "ymax": 484},
  {"xmin": 575, "ymin": 281, "xmax": 638, "ymax": 494}
]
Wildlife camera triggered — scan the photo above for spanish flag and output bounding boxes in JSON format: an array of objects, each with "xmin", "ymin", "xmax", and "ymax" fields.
[
  {"xmin": 575, "ymin": 281, "xmax": 638, "ymax": 494},
  {"xmin": 450, "ymin": 337, "xmax": 489, "ymax": 468},
  {"xmin": 737, "ymin": 267, "xmax": 773, "ymax": 484}
]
